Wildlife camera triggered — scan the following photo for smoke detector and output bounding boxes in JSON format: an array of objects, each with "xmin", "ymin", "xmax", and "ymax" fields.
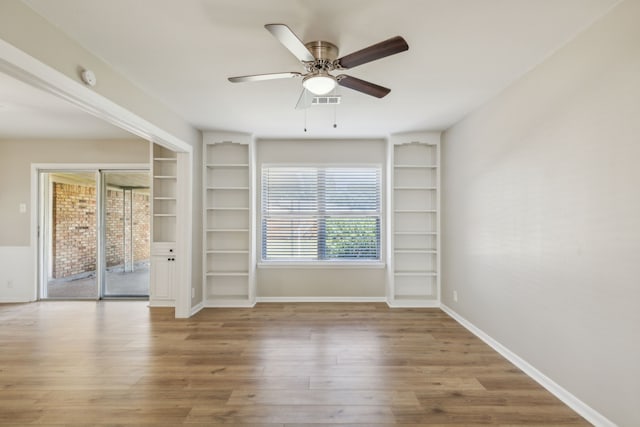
[{"xmin": 81, "ymin": 69, "xmax": 97, "ymax": 87}]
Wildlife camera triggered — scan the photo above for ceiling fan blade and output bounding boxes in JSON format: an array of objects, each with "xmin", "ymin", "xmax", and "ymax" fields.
[
  {"xmin": 228, "ymin": 72, "xmax": 302, "ymax": 83},
  {"xmin": 265, "ymin": 24, "xmax": 315, "ymax": 62},
  {"xmin": 337, "ymin": 75, "xmax": 391, "ymax": 98},
  {"xmin": 295, "ymin": 89, "xmax": 314, "ymax": 110},
  {"xmin": 336, "ymin": 36, "xmax": 408, "ymax": 69}
]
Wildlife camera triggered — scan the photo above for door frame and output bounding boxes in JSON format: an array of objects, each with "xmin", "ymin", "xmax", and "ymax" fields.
[
  {"xmin": 100, "ymin": 169, "xmax": 151, "ymax": 299},
  {"xmin": 33, "ymin": 164, "xmax": 149, "ymax": 300}
]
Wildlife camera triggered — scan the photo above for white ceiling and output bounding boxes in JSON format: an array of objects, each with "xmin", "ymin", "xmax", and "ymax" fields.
[{"xmin": 9, "ymin": 0, "xmax": 620, "ymax": 139}]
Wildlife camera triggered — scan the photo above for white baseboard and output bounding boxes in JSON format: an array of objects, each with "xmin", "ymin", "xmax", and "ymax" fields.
[
  {"xmin": 147, "ymin": 300, "xmax": 175, "ymax": 308},
  {"xmin": 204, "ymin": 300, "xmax": 257, "ymax": 308},
  {"xmin": 190, "ymin": 301, "xmax": 204, "ymax": 316},
  {"xmin": 0, "ymin": 297, "xmax": 34, "ymax": 303},
  {"xmin": 387, "ymin": 299, "xmax": 440, "ymax": 308},
  {"xmin": 256, "ymin": 296, "xmax": 387, "ymax": 303},
  {"xmin": 440, "ymin": 304, "xmax": 616, "ymax": 427}
]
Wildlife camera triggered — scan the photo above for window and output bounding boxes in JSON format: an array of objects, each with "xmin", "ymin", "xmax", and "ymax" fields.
[{"xmin": 261, "ymin": 166, "xmax": 381, "ymax": 262}]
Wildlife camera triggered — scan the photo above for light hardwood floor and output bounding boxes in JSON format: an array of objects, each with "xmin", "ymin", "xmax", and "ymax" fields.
[{"xmin": 0, "ymin": 301, "xmax": 588, "ymax": 426}]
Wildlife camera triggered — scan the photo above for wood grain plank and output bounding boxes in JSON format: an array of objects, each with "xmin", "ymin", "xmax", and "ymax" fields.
[{"xmin": 0, "ymin": 301, "xmax": 590, "ymax": 426}]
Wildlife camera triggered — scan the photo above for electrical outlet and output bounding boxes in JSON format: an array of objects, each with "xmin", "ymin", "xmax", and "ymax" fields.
[
  {"xmin": 453, "ymin": 290, "xmax": 458, "ymax": 302},
  {"xmin": 191, "ymin": 287, "xmax": 195, "ymax": 299},
  {"xmin": 7, "ymin": 280, "xmax": 13, "ymax": 289}
]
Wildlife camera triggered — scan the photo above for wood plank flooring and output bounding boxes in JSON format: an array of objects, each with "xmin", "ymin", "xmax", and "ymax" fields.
[{"xmin": 0, "ymin": 301, "xmax": 589, "ymax": 426}]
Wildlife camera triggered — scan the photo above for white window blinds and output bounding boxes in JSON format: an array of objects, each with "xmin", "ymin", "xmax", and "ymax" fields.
[{"xmin": 261, "ymin": 166, "xmax": 381, "ymax": 261}]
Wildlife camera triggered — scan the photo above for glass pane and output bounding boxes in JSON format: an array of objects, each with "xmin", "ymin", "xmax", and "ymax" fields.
[
  {"xmin": 325, "ymin": 168, "xmax": 380, "ymax": 212},
  {"xmin": 262, "ymin": 166, "xmax": 381, "ymax": 261},
  {"xmin": 45, "ymin": 172, "xmax": 99, "ymax": 299},
  {"xmin": 103, "ymin": 171, "xmax": 151, "ymax": 296},
  {"xmin": 262, "ymin": 168, "xmax": 318, "ymax": 213},
  {"xmin": 262, "ymin": 216, "xmax": 318, "ymax": 260},
  {"xmin": 324, "ymin": 217, "xmax": 380, "ymax": 259}
]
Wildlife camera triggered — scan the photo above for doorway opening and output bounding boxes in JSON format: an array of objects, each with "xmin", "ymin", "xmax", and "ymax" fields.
[{"xmin": 40, "ymin": 169, "xmax": 150, "ymax": 299}]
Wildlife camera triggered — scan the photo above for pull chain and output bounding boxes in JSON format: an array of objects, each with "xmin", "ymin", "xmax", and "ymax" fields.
[
  {"xmin": 333, "ymin": 101, "xmax": 337, "ymax": 129},
  {"xmin": 304, "ymin": 106, "xmax": 308, "ymax": 132}
]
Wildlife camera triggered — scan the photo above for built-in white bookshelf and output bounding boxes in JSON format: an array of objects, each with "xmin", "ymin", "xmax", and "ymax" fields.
[
  {"xmin": 150, "ymin": 143, "xmax": 178, "ymax": 307},
  {"xmin": 203, "ymin": 135, "xmax": 255, "ymax": 306},
  {"xmin": 152, "ymin": 144, "xmax": 177, "ymax": 244},
  {"xmin": 389, "ymin": 134, "xmax": 440, "ymax": 306}
]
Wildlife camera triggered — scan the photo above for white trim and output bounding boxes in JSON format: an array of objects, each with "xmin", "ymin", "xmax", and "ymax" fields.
[
  {"xmin": 0, "ymin": 297, "xmax": 34, "ymax": 303},
  {"xmin": 190, "ymin": 301, "xmax": 204, "ymax": 316},
  {"xmin": 257, "ymin": 262, "xmax": 386, "ymax": 269},
  {"xmin": 0, "ymin": 38, "xmax": 193, "ymax": 153},
  {"xmin": 173, "ymin": 152, "xmax": 193, "ymax": 318},
  {"xmin": 248, "ymin": 136, "xmax": 257, "ymax": 306},
  {"xmin": 435, "ymin": 141, "xmax": 441, "ymax": 302},
  {"xmin": 385, "ymin": 137, "xmax": 394, "ymax": 302},
  {"xmin": 387, "ymin": 299, "xmax": 440, "ymax": 308},
  {"xmin": 203, "ymin": 131, "xmax": 253, "ymax": 145},
  {"xmin": 256, "ymin": 296, "xmax": 387, "ymax": 303},
  {"xmin": 261, "ymin": 162, "xmax": 385, "ymax": 168},
  {"xmin": 390, "ymin": 131, "xmax": 442, "ymax": 146},
  {"xmin": 204, "ymin": 300, "xmax": 257, "ymax": 308},
  {"xmin": 30, "ymin": 165, "xmax": 39, "ymax": 301},
  {"xmin": 148, "ymin": 300, "xmax": 175, "ymax": 308},
  {"xmin": 440, "ymin": 304, "xmax": 616, "ymax": 427},
  {"xmin": 34, "ymin": 163, "xmax": 149, "ymax": 171}
]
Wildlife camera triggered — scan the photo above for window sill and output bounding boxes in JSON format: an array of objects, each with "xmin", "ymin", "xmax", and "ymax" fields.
[{"xmin": 258, "ymin": 261, "xmax": 386, "ymax": 269}]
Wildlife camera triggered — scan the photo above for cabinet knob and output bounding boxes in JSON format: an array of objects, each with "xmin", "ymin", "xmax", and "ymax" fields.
[
  {"xmin": 169, "ymin": 249, "xmax": 173, "ymax": 252},
  {"xmin": 167, "ymin": 258, "xmax": 171, "ymax": 261}
]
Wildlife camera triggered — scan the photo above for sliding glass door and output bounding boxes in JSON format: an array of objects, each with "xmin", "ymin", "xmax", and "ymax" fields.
[
  {"xmin": 40, "ymin": 169, "xmax": 150, "ymax": 299},
  {"xmin": 41, "ymin": 171, "xmax": 100, "ymax": 299},
  {"xmin": 102, "ymin": 171, "xmax": 150, "ymax": 297}
]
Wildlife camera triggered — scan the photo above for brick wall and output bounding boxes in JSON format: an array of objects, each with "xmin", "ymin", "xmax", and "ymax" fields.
[
  {"xmin": 52, "ymin": 183, "xmax": 150, "ymax": 278},
  {"xmin": 105, "ymin": 189, "xmax": 150, "ymax": 268},
  {"xmin": 132, "ymin": 191, "xmax": 151, "ymax": 262},
  {"xmin": 52, "ymin": 183, "xmax": 97, "ymax": 278}
]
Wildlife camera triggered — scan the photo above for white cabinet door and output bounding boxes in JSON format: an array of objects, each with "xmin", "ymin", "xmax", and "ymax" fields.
[{"xmin": 150, "ymin": 254, "xmax": 175, "ymax": 303}]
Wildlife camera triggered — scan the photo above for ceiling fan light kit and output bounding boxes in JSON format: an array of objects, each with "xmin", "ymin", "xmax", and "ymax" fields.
[
  {"xmin": 228, "ymin": 23, "xmax": 408, "ymax": 104},
  {"xmin": 302, "ymin": 73, "xmax": 336, "ymax": 95}
]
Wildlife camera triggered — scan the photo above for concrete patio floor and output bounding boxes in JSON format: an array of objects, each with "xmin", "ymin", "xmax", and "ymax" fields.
[{"xmin": 46, "ymin": 263, "xmax": 149, "ymax": 298}]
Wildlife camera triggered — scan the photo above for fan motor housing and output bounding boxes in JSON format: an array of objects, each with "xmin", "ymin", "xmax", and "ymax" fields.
[{"xmin": 305, "ymin": 41, "xmax": 339, "ymax": 61}]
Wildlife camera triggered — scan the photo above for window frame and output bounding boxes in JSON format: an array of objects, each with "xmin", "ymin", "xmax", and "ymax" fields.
[{"xmin": 258, "ymin": 163, "xmax": 385, "ymax": 267}]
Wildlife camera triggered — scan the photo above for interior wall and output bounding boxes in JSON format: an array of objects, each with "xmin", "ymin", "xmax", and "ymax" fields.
[
  {"xmin": 441, "ymin": 1, "xmax": 640, "ymax": 425},
  {"xmin": 256, "ymin": 139, "xmax": 387, "ymax": 298},
  {"xmin": 0, "ymin": 138, "xmax": 149, "ymax": 301},
  {"xmin": 0, "ymin": 1, "xmax": 199, "ymax": 147}
]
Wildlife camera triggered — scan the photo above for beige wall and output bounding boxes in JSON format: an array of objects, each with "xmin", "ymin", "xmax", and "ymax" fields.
[
  {"xmin": 441, "ymin": 1, "xmax": 640, "ymax": 425},
  {"xmin": 256, "ymin": 139, "xmax": 387, "ymax": 298},
  {"xmin": 0, "ymin": 139, "xmax": 149, "ymax": 246}
]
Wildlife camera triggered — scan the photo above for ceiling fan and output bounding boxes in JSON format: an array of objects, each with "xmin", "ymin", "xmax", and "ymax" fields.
[{"xmin": 228, "ymin": 24, "xmax": 409, "ymax": 103}]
